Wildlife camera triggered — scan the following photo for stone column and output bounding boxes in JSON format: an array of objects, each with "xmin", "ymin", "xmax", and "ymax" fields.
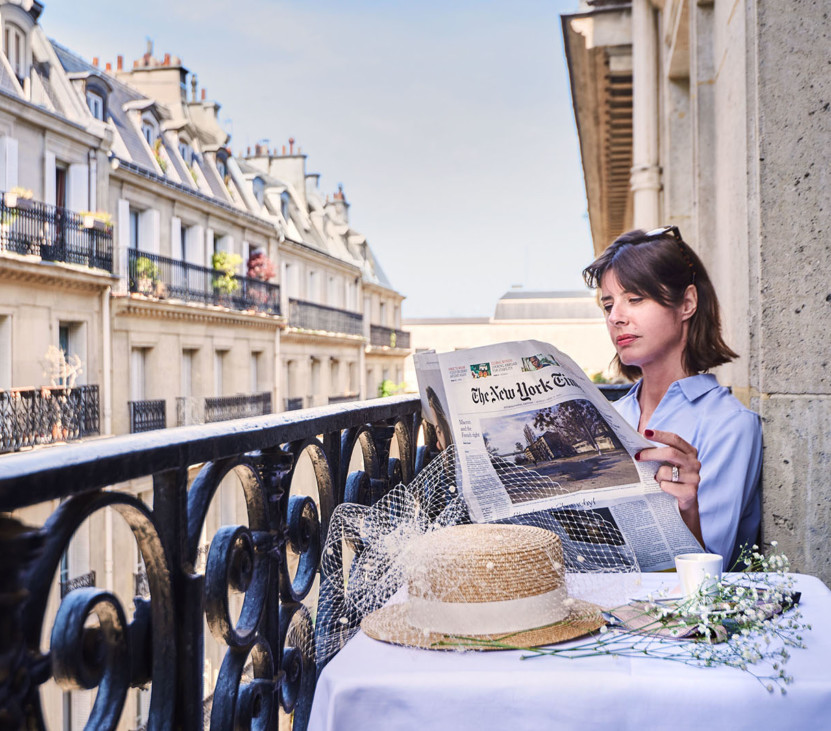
[{"xmin": 630, "ymin": 0, "xmax": 661, "ymax": 229}]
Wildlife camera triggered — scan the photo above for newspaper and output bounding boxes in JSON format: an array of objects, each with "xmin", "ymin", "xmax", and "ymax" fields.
[{"xmin": 414, "ymin": 340, "xmax": 703, "ymax": 572}]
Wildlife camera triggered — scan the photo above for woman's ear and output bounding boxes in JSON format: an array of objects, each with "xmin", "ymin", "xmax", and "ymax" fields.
[{"xmin": 681, "ymin": 284, "xmax": 698, "ymax": 321}]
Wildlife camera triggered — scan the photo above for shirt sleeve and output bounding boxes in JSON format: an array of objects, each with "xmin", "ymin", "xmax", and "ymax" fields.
[{"xmin": 695, "ymin": 408, "xmax": 763, "ymax": 569}]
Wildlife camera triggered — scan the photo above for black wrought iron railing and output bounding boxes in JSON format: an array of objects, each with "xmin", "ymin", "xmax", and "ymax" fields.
[
  {"xmin": 127, "ymin": 249, "xmax": 281, "ymax": 316},
  {"xmin": 0, "ymin": 192, "xmax": 113, "ymax": 271},
  {"xmin": 328, "ymin": 394, "xmax": 359, "ymax": 405},
  {"xmin": 204, "ymin": 392, "xmax": 272, "ymax": 423},
  {"xmin": 288, "ymin": 299, "xmax": 363, "ymax": 336},
  {"xmin": 0, "ymin": 385, "xmax": 100, "ymax": 454},
  {"xmin": 0, "ymin": 395, "xmax": 427, "ymax": 730},
  {"xmin": 285, "ymin": 397, "xmax": 304, "ymax": 411},
  {"xmin": 128, "ymin": 399, "xmax": 167, "ymax": 433},
  {"xmin": 370, "ymin": 324, "xmax": 411, "ymax": 350}
]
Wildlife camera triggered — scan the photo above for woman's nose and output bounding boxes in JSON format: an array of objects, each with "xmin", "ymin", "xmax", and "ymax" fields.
[{"xmin": 609, "ymin": 303, "xmax": 628, "ymax": 324}]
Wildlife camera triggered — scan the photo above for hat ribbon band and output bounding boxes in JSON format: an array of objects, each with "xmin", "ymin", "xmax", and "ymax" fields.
[{"xmin": 408, "ymin": 586, "xmax": 568, "ymax": 635}]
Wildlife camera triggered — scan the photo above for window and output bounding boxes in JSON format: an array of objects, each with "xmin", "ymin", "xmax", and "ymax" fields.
[
  {"xmin": 181, "ymin": 350, "xmax": 195, "ymax": 398},
  {"xmin": 129, "ymin": 210, "xmax": 140, "ymax": 250},
  {"xmin": 252, "ymin": 177, "xmax": 265, "ymax": 206},
  {"xmin": 215, "ymin": 151, "xmax": 228, "ymax": 181},
  {"xmin": 178, "ymin": 139, "xmax": 192, "ymax": 164},
  {"xmin": 0, "ymin": 315, "xmax": 10, "ymax": 389},
  {"xmin": 379, "ymin": 302, "xmax": 387, "ymax": 326},
  {"xmin": 330, "ymin": 358, "xmax": 340, "ymax": 393},
  {"xmin": 180, "ymin": 224, "xmax": 189, "ymax": 261},
  {"xmin": 250, "ymin": 352, "xmax": 260, "ymax": 393},
  {"xmin": 348, "ymin": 362, "xmax": 357, "ymax": 394},
  {"xmin": 86, "ymin": 90, "xmax": 104, "ymax": 121},
  {"xmin": 131, "ymin": 348, "xmax": 147, "ymax": 401},
  {"xmin": 310, "ymin": 357, "xmax": 321, "ymax": 396},
  {"xmin": 141, "ymin": 115, "xmax": 158, "ymax": 146},
  {"xmin": 58, "ymin": 322, "xmax": 85, "ymax": 386},
  {"xmin": 3, "ymin": 23, "xmax": 27, "ymax": 84},
  {"xmin": 214, "ymin": 351, "xmax": 225, "ymax": 396},
  {"xmin": 280, "ymin": 191, "xmax": 291, "ymax": 222}
]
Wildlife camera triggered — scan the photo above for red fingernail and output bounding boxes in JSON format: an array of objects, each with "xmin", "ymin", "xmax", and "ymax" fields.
[
  {"xmin": 644, "ymin": 429, "xmax": 654, "ymax": 438},
  {"xmin": 634, "ymin": 452, "xmax": 641, "ymax": 461}
]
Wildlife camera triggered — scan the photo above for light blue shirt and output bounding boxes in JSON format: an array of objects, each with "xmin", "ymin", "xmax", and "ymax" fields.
[{"xmin": 615, "ymin": 374, "xmax": 762, "ymax": 569}]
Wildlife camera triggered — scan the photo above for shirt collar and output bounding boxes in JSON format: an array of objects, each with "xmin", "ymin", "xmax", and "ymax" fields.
[{"xmin": 623, "ymin": 373, "xmax": 720, "ymax": 404}]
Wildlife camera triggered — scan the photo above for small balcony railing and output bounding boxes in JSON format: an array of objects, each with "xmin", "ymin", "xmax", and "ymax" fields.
[
  {"xmin": 0, "ymin": 385, "xmax": 100, "ymax": 454},
  {"xmin": 328, "ymin": 393, "xmax": 359, "ymax": 405},
  {"xmin": 129, "ymin": 399, "xmax": 167, "ymax": 433},
  {"xmin": 370, "ymin": 324, "xmax": 411, "ymax": 350},
  {"xmin": 204, "ymin": 392, "xmax": 272, "ymax": 423},
  {"xmin": 0, "ymin": 191, "xmax": 113, "ymax": 271},
  {"xmin": 127, "ymin": 249, "xmax": 281, "ymax": 315},
  {"xmin": 288, "ymin": 298, "xmax": 363, "ymax": 336},
  {"xmin": 60, "ymin": 570, "xmax": 96, "ymax": 598}
]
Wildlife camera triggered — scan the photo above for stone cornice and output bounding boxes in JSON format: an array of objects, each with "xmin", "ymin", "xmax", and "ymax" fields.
[
  {"xmin": 0, "ymin": 254, "xmax": 116, "ymax": 292},
  {"xmin": 112, "ymin": 294, "xmax": 286, "ymax": 330},
  {"xmin": 282, "ymin": 328, "xmax": 366, "ymax": 346}
]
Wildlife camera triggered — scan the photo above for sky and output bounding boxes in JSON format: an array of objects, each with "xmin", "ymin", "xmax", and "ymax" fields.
[{"xmin": 43, "ymin": 0, "xmax": 593, "ymax": 319}]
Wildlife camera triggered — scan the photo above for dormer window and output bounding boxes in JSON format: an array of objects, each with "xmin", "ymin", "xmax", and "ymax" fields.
[
  {"xmin": 86, "ymin": 90, "xmax": 104, "ymax": 120},
  {"xmin": 178, "ymin": 139, "xmax": 192, "ymax": 164},
  {"xmin": 141, "ymin": 115, "xmax": 159, "ymax": 146},
  {"xmin": 3, "ymin": 22, "xmax": 28, "ymax": 85},
  {"xmin": 215, "ymin": 150, "xmax": 228, "ymax": 181},
  {"xmin": 252, "ymin": 176, "xmax": 265, "ymax": 206},
  {"xmin": 280, "ymin": 191, "xmax": 291, "ymax": 222}
]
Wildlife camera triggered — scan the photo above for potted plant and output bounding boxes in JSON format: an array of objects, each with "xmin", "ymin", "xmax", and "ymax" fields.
[
  {"xmin": 135, "ymin": 256, "xmax": 160, "ymax": 295},
  {"xmin": 3, "ymin": 186, "xmax": 34, "ymax": 211},
  {"xmin": 246, "ymin": 250, "xmax": 276, "ymax": 307},
  {"xmin": 80, "ymin": 210, "xmax": 113, "ymax": 231},
  {"xmin": 211, "ymin": 251, "xmax": 241, "ymax": 302}
]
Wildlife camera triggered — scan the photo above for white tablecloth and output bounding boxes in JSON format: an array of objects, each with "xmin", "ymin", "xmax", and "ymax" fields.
[{"xmin": 309, "ymin": 573, "xmax": 831, "ymax": 731}]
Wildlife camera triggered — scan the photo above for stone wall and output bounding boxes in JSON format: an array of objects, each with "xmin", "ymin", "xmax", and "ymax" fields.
[{"xmin": 746, "ymin": 0, "xmax": 831, "ymax": 582}]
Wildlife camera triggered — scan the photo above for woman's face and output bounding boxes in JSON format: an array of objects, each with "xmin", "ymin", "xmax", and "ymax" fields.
[
  {"xmin": 600, "ymin": 269, "xmax": 694, "ymax": 374},
  {"xmin": 435, "ymin": 420, "xmax": 448, "ymax": 451}
]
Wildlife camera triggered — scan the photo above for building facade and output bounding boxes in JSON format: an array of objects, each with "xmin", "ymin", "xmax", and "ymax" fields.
[
  {"xmin": 563, "ymin": 0, "xmax": 831, "ymax": 581},
  {"xmin": 1, "ymin": 3, "xmax": 409, "ymax": 727}
]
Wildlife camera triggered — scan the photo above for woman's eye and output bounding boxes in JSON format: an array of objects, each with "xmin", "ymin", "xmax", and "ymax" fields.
[{"xmin": 628, "ymin": 297, "xmax": 643, "ymax": 304}]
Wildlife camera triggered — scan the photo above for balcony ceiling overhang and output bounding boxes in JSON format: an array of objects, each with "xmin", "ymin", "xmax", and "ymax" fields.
[{"xmin": 562, "ymin": 4, "xmax": 634, "ymax": 256}]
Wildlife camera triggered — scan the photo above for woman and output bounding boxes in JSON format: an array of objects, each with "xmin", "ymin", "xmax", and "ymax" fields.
[{"xmin": 583, "ymin": 226, "xmax": 762, "ymax": 569}]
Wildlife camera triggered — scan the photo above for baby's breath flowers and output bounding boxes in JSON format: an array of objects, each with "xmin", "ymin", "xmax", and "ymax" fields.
[{"xmin": 520, "ymin": 543, "xmax": 809, "ymax": 694}]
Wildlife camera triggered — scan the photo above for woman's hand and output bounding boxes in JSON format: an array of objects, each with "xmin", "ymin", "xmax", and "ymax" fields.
[{"xmin": 636, "ymin": 428, "xmax": 704, "ymax": 546}]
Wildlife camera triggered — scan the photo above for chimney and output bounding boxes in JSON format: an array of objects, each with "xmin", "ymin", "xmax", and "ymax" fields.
[
  {"xmin": 282, "ymin": 145, "xmax": 286, "ymax": 155},
  {"xmin": 247, "ymin": 146, "xmax": 251, "ymax": 156},
  {"xmin": 191, "ymin": 74, "xmax": 197, "ymax": 101},
  {"xmin": 201, "ymin": 88, "xmax": 206, "ymax": 101},
  {"xmin": 117, "ymin": 55, "xmax": 123, "ymax": 71},
  {"xmin": 105, "ymin": 62, "xmax": 111, "ymax": 72},
  {"xmin": 288, "ymin": 137, "xmax": 295, "ymax": 154},
  {"xmin": 164, "ymin": 53, "xmax": 171, "ymax": 66},
  {"xmin": 93, "ymin": 57, "xmax": 99, "ymax": 67}
]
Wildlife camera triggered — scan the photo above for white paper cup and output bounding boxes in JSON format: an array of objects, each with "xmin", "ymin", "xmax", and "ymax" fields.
[{"xmin": 674, "ymin": 553, "xmax": 723, "ymax": 598}]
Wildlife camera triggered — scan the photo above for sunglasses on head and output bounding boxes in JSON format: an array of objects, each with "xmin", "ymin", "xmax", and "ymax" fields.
[{"xmin": 632, "ymin": 225, "xmax": 696, "ymax": 284}]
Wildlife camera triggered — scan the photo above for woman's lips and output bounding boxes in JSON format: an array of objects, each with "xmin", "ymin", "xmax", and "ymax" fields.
[{"xmin": 616, "ymin": 334, "xmax": 638, "ymax": 347}]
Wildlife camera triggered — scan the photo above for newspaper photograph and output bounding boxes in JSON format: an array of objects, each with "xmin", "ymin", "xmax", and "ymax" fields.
[{"xmin": 414, "ymin": 339, "xmax": 703, "ymax": 572}]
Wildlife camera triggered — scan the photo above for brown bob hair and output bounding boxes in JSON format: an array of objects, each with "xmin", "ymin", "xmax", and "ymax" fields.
[{"xmin": 582, "ymin": 228, "xmax": 738, "ymax": 381}]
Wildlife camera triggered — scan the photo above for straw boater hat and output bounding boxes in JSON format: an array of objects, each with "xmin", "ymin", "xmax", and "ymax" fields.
[{"xmin": 361, "ymin": 523, "xmax": 604, "ymax": 650}]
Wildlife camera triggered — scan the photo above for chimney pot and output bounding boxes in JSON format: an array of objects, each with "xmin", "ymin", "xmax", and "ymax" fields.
[
  {"xmin": 247, "ymin": 146, "xmax": 251, "ymax": 156},
  {"xmin": 201, "ymin": 88, "xmax": 206, "ymax": 101},
  {"xmin": 282, "ymin": 145, "xmax": 286, "ymax": 155},
  {"xmin": 105, "ymin": 62, "xmax": 111, "ymax": 72},
  {"xmin": 133, "ymin": 60, "xmax": 139, "ymax": 68},
  {"xmin": 164, "ymin": 52, "xmax": 171, "ymax": 66},
  {"xmin": 288, "ymin": 137, "xmax": 295, "ymax": 154},
  {"xmin": 117, "ymin": 55, "xmax": 123, "ymax": 71},
  {"xmin": 93, "ymin": 57, "xmax": 99, "ymax": 67}
]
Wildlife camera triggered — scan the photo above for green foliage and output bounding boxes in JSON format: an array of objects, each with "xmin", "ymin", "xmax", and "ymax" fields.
[
  {"xmin": 135, "ymin": 256, "xmax": 160, "ymax": 281},
  {"xmin": 211, "ymin": 251, "xmax": 242, "ymax": 295},
  {"xmin": 377, "ymin": 380, "xmax": 405, "ymax": 398}
]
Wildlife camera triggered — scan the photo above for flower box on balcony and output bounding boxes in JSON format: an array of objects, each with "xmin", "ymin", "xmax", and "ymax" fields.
[
  {"xmin": 82, "ymin": 215, "xmax": 110, "ymax": 231},
  {"xmin": 4, "ymin": 191, "xmax": 33, "ymax": 210}
]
